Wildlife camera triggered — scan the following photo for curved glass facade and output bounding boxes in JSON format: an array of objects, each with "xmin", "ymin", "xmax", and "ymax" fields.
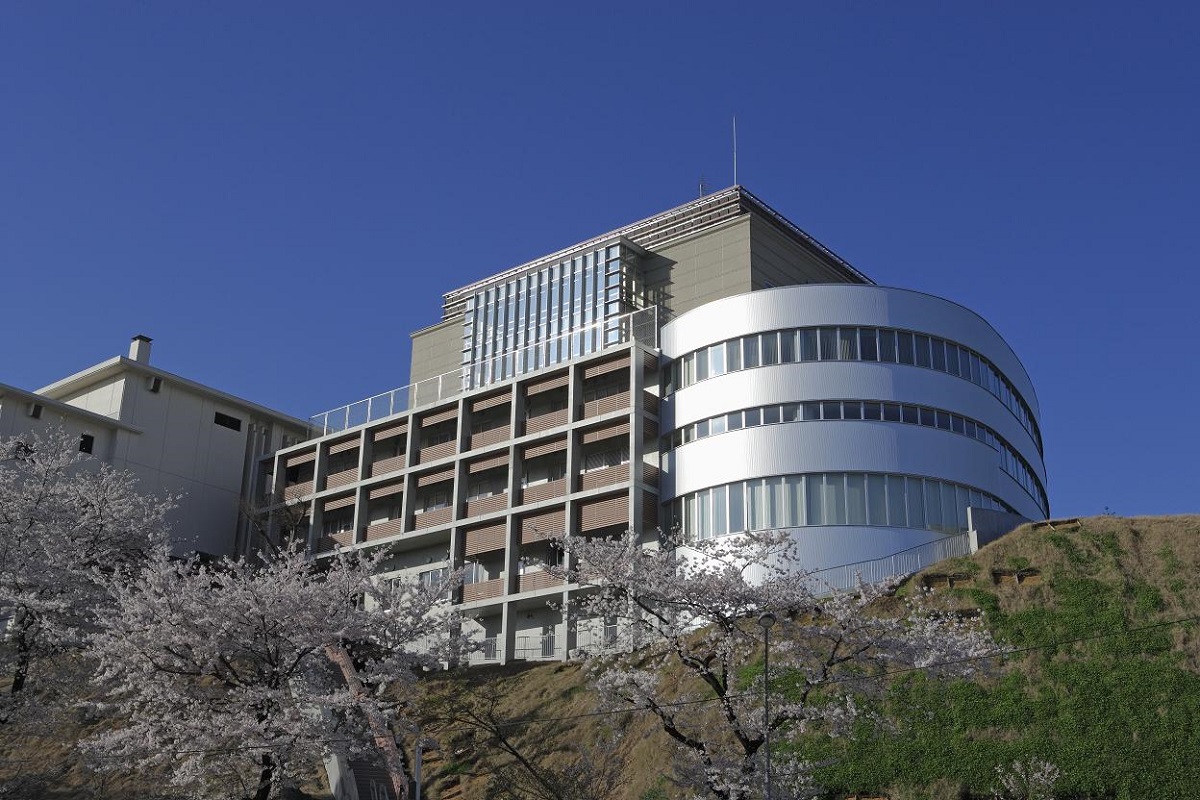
[
  {"xmin": 666, "ymin": 398, "xmax": 1047, "ymax": 514},
  {"xmin": 666, "ymin": 325, "xmax": 1042, "ymax": 453},
  {"xmin": 670, "ymin": 472, "xmax": 1012, "ymax": 542}
]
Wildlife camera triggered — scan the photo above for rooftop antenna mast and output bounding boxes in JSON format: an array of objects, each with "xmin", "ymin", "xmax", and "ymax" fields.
[{"xmin": 732, "ymin": 115, "xmax": 738, "ymax": 186}]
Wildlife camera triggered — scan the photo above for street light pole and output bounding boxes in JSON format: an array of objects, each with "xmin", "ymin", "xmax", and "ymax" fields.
[{"xmin": 757, "ymin": 611, "xmax": 777, "ymax": 800}]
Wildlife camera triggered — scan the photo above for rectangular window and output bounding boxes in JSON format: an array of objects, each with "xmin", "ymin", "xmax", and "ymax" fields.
[
  {"xmin": 897, "ymin": 332, "xmax": 915, "ymax": 365},
  {"xmin": 710, "ymin": 415, "xmax": 727, "ymax": 435},
  {"xmin": 878, "ymin": 329, "xmax": 897, "ymax": 362},
  {"xmin": 838, "ymin": 328, "xmax": 859, "ymax": 360},
  {"xmin": 728, "ymin": 482, "xmax": 745, "ymax": 532},
  {"xmin": 823, "ymin": 474, "xmax": 847, "ymax": 525},
  {"xmin": 695, "ymin": 349, "xmax": 709, "ymax": 381},
  {"xmin": 726, "ymin": 340, "xmax": 742, "ymax": 371},
  {"xmin": 819, "ymin": 327, "xmax": 839, "ymax": 360},
  {"xmin": 800, "ymin": 329, "xmax": 818, "ymax": 361},
  {"xmin": 902, "ymin": 405, "xmax": 919, "ymax": 425},
  {"xmin": 945, "ymin": 344, "xmax": 960, "ymax": 376},
  {"xmin": 79, "ymin": 434, "xmax": 95, "ymax": 454},
  {"xmin": 782, "ymin": 403, "xmax": 801, "ymax": 422},
  {"xmin": 931, "ymin": 338, "xmax": 947, "ymax": 371},
  {"xmin": 924, "ymin": 480, "xmax": 943, "ymax": 531},
  {"xmin": 761, "ymin": 332, "xmax": 779, "ymax": 365},
  {"xmin": 727, "ymin": 411, "xmax": 744, "ymax": 431},
  {"xmin": 787, "ymin": 475, "xmax": 805, "ymax": 526},
  {"xmin": 769, "ymin": 477, "xmax": 787, "ymax": 527},
  {"xmin": 887, "ymin": 475, "xmax": 907, "ymax": 527},
  {"xmin": 802, "ymin": 402, "xmax": 821, "ymax": 421},
  {"xmin": 214, "ymin": 412, "xmax": 242, "ymax": 431},
  {"xmin": 863, "ymin": 402, "xmax": 882, "ymax": 420},
  {"xmin": 867, "ymin": 474, "xmax": 887, "ymax": 525},
  {"xmin": 806, "ymin": 474, "xmax": 824, "ymax": 526},
  {"xmin": 951, "ymin": 415, "xmax": 965, "ymax": 435},
  {"xmin": 780, "ymin": 330, "xmax": 797, "ymax": 363},
  {"xmin": 919, "ymin": 407, "xmax": 936, "ymax": 427},
  {"xmin": 709, "ymin": 343, "xmax": 726, "ymax": 377},
  {"xmin": 846, "ymin": 474, "xmax": 867, "ymax": 525},
  {"xmin": 713, "ymin": 485, "xmax": 728, "ymax": 536},
  {"xmin": 821, "ymin": 401, "xmax": 842, "ymax": 420},
  {"xmin": 883, "ymin": 403, "xmax": 902, "ymax": 422},
  {"xmin": 749, "ymin": 480, "xmax": 768, "ymax": 530},
  {"xmin": 859, "ymin": 328, "xmax": 878, "ymax": 361},
  {"xmin": 907, "ymin": 477, "xmax": 926, "ymax": 528},
  {"xmin": 936, "ymin": 410, "xmax": 952, "ymax": 431},
  {"xmin": 695, "ymin": 419, "xmax": 710, "ymax": 439},
  {"xmin": 842, "ymin": 402, "xmax": 862, "ymax": 420},
  {"xmin": 744, "ymin": 407, "xmax": 762, "ymax": 427},
  {"xmin": 914, "ymin": 335, "xmax": 932, "ymax": 368},
  {"xmin": 762, "ymin": 405, "xmax": 781, "ymax": 425},
  {"xmin": 742, "ymin": 336, "xmax": 759, "ymax": 368}
]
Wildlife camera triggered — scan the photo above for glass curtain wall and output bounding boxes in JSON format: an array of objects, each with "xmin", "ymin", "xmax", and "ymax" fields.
[{"xmin": 462, "ymin": 243, "xmax": 638, "ymax": 389}]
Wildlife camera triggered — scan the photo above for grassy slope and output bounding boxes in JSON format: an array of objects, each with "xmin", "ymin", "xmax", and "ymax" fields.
[{"xmin": 6, "ymin": 515, "xmax": 1200, "ymax": 799}]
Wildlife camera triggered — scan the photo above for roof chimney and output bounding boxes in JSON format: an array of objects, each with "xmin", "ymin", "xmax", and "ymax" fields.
[{"xmin": 129, "ymin": 335, "xmax": 153, "ymax": 364}]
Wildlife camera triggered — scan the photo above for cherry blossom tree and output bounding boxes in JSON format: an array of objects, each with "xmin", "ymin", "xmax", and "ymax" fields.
[
  {"xmin": 87, "ymin": 545, "xmax": 460, "ymax": 800},
  {"xmin": 0, "ymin": 428, "xmax": 172, "ymax": 712},
  {"xmin": 555, "ymin": 530, "xmax": 994, "ymax": 800}
]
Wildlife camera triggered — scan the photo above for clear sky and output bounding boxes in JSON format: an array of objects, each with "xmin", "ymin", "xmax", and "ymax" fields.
[{"xmin": 2, "ymin": 3, "xmax": 1196, "ymax": 519}]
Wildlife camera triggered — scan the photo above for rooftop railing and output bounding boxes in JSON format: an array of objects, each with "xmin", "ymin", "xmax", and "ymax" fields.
[{"xmin": 307, "ymin": 306, "xmax": 659, "ymax": 438}]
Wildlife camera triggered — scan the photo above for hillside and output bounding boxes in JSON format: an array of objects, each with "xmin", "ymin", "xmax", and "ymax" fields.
[{"xmin": 5, "ymin": 515, "xmax": 1200, "ymax": 799}]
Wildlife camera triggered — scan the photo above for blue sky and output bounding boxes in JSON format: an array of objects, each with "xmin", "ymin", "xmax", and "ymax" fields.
[{"xmin": 2, "ymin": 3, "xmax": 1196, "ymax": 518}]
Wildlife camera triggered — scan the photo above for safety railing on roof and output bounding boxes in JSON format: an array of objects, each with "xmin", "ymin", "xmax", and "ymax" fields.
[{"xmin": 306, "ymin": 306, "xmax": 659, "ymax": 438}]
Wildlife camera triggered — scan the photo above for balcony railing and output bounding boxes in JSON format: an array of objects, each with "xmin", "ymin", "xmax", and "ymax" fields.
[
  {"xmin": 370, "ymin": 454, "xmax": 406, "ymax": 477},
  {"xmin": 465, "ymin": 492, "xmax": 508, "ymax": 519},
  {"xmin": 525, "ymin": 408, "xmax": 568, "ymax": 435},
  {"xmin": 514, "ymin": 633, "xmax": 559, "ymax": 661},
  {"xmin": 325, "ymin": 468, "xmax": 359, "ymax": 490},
  {"xmin": 582, "ymin": 391, "xmax": 630, "ymax": 419},
  {"xmin": 469, "ymin": 636, "xmax": 499, "ymax": 664},
  {"xmin": 517, "ymin": 569, "xmax": 564, "ymax": 594},
  {"xmin": 306, "ymin": 306, "xmax": 659, "ymax": 438},
  {"xmin": 580, "ymin": 463, "xmax": 629, "ymax": 491},
  {"xmin": 363, "ymin": 518, "xmax": 404, "ymax": 542},
  {"xmin": 284, "ymin": 481, "xmax": 313, "ymax": 500},
  {"xmin": 469, "ymin": 426, "xmax": 509, "ymax": 449},
  {"xmin": 520, "ymin": 478, "xmax": 566, "ymax": 505},
  {"xmin": 418, "ymin": 441, "xmax": 456, "ymax": 464},
  {"xmin": 413, "ymin": 506, "xmax": 453, "ymax": 529}
]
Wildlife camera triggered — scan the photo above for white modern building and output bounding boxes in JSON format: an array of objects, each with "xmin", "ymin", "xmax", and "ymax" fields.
[
  {"xmin": 265, "ymin": 186, "xmax": 1048, "ymax": 664},
  {"xmin": 1, "ymin": 336, "xmax": 310, "ymax": 557}
]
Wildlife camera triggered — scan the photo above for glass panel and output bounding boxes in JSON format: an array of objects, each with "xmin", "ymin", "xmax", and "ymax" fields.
[
  {"xmin": 697, "ymin": 489, "xmax": 711, "ymax": 536},
  {"xmin": 763, "ymin": 405, "xmax": 781, "ymax": 425},
  {"xmin": 878, "ymin": 329, "xmax": 897, "ymax": 362},
  {"xmin": 782, "ymin": 403, "xmax": 800, "ymax": 422},
  {"xmin": 914, "ymin": 335, "xmax": 932, "ymax": 368},
  {"xmin": 781, "ymin": 330, "xmax": 797, "ymax": 362},
  {"xmin": 919, "ymin": 407, "xmax": 935, "ymax": 427},
  {"xmin": 750, "ymin": 479, "xmax": 769, "ymax": 530},
  {"xmin": 726, "ymin": 339, "xmax": 742, "ymax": 371},
  {"xmin": 924, "ymin": 480, "xmax": 943, "ymax": 531},
  {"xmin": 859, "ymin": 328, "xmax": 878, "ymax": 361},
  {"xmin": 713, "ymin": 485, "xmax": 728, "ymax": 537},
  {"xmin": 951, "ymin": 415, "xmax": 965, "ymax": 435},
  {"xmin": 744, "ymin": 407, "xmax": 761, "ymax": 427},
  {"xmin": 902, "ymin": 405, "xmax": 919, "ymax": 425},
  {"xmin": 770, "ymin": 477, "xmax": 787, "ymax": 527},
  {"xmin": 821, "ymin": 401, "xmax": 842, "ymax": 420},
  {"xmin": 695, "ymin": 419, "xmax": 710, "ymax": 439},
  {"xmin": 800, "ymin": 329, "xmax": 819, "ymax": 361},
  {"xmin": 728, "ymin": 481, "xmax": 745, "ymax": 532},
  {"xmin": 846, "ymin": 474, "xmax": 867, "ymax": 525},
  {"xmin": 931, "ymin": 338, "xmax": 946, "ymax": 371},
  {"xmin": 684, "ymin": 493, "xmax": 696, "ymax": 537},
  {"xmin": 945, "ymin": 343, "xmax": 960, "ymax": 376},
  {"xmin": 843, "ymin": 402, "xmax": 863, "ymax": 420},
  {"xmin": 897, "ymin": 332, "xmax": 915, "ymax": 365},
  {"xmin": 883, "ymin": 403, "xmax": 902, "ymax": 422},
  {"xmin": 907, "ymin": 477, "xmax": 926, "ymax": 528},
  {"xmin": 695, "ymin": 349, "xmax": 709, "ymax": 381},
  {"xmin": 787, "ymin": 475, "xmax": 805, "ymax": 527},
  {"xmin": 936, "ymin": 411, "xmax": 952, "ymax": 431},
  {"xmin": 727, "ymin": 412, "xmax": 744, "ymax": 431},
  {"xmin": 955, "ymin": 485, "xmax": 969, "ymax": 532},
  {"xmin": 824, "ymin": 474, "xmax": 846, "ymax": 525},
  {"xmin": 819, "ymin": 327, "xmax": 839, "ymax": 360},
  {"xmin": 743, "ymin": 336, "xmax": 759, "ymax": 368},
  {"xmin": 863, "ymin": 402, "xmax": 882, "ymax": 420},
  {"xmin": 887, "ymin": 475, "xmax": 907, "ymax": 527},
  {"xmin": 709, "ymin": 343, "xmax": 726, "ymax": 377},
  {"xmin": 867, "ymin": 474, "xmax": 887, "ymax": 525},
  {"xmin": 838, "ymin": 328, "xmax": 859, "ymax": 360},
  {"xmin": 710, "ymin": 414, "xmax": 727, "ymax": 435},
  {"xmin": 941, "ymin": 482, "xmax": 957, "ymax": 533},
  {"xmin": 802, "ymin": 402, "xmax": 821, "ymax": 421},
  {"xmin": 761, "ymin": 332, "xmax": 779, "ymax": 365},
  {"xmin": 806, "ymin": 474, "xmax": 824, "ymax": 526}
]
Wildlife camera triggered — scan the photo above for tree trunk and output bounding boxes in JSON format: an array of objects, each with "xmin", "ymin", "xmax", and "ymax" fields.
[
  {"xmin": 8, "ymin": 611, "xmax": 33, "ymax": 696},
  {"xmin": 325, "ymin": 642, "xmax": 410, "ymax": 800},
  {"xmin": 253, "ymin": 752, "xmax": 274, "ymax": 800}
]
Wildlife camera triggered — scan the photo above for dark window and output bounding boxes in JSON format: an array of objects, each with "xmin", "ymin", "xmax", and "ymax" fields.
[
  {"xmin": 79, "ymin": 434, "xmax": 95, "ymax": 454},
  {"xmin": 214, "ymin": 412, "xmax": 243, "ymax": 431}
]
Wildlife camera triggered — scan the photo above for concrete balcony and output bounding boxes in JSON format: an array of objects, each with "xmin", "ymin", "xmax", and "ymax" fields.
[
  {"xmin": 465, "ymin": 492, "xmax": 509, "ymax": 519},
  {"xmin": 463, "ymin": 578, "xmax": 506, "ymax": 603},
  {"xmin": 520, "ymin": 478, "xmax": 566, "ymax": 506},
  {"xmin": 363, "ymin": 518, "xmax": 404, "ymax": 542},
  {"xmin": 580, "ymin": 463, "xmax": 629, "ymax": 491}
]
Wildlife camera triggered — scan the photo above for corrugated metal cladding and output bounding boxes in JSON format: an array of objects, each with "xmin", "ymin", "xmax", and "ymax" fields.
[
  {"xmin": 373, "ymin": 423, "xmax": 408, "ymax": 441},
  {"xmin": 464, "ymin": 521, "xmax": 507, "ymax": 556},
  {"xmin": 523, "ymin": 437, "xmax": 567, "ymax": 459},
  {"xmin": 286, "ymin": 450, "xmax": 316, "ymax": 467},
  {"xmin": 583, "ymin": 355, "xmax": 629, "ymax": 379},
  {"xmin": 368, "ymin": 481, "xmax": 404, "ymax": 500},
  {"xmin": 527, "ymin": 372, "xmax": 569, "ymax": 394},
  {"xmin": 581, "ymin": 420, "xmax": 629, "ymax": 444},
  {"xmin": 328, "ymin": 438, "xmax": 359, "ymax": 455},
  {"xmin": 468, "ymin": 452, "xmax": 508, "ymax": 473},
  {"xmin": 580, "ymin": 494, "xmax": 627, "ymax": 531},
  {"xmin": 421, "ymin": 406, "xmax": 459, "ymax": 426},
  {"xmin": 416, "ymin": 467, "xmax": 455, "ymax": 487},
  {"xmin": 471, "ymin": 391, "xmax": 511, "ymax": 412},
  {"xmin": 521, "ymin": 507, "xmax": 566, "ymax": 542},
  {"xmin": 323, "ymin": 494, "xmax": 356, "ymax": 512}
]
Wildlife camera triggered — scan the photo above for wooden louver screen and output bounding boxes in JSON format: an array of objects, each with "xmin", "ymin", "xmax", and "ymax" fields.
[
  {"xmin": 471, "ymin": 392, "xmax": 511, "ymax": 412},
  {"xmin": 583, "ymin": 355, "xmax": 629, "ymax": 379},
  {"xmin": 582, "ymin": 420, "xmax": 630, "ymax": 444},
  {"xmin": 324, "ymin": 494, "xmax": 356, "ymax": 512},
  {"xmin": 421, "ymin": 406, "xmax": 458, "ymax": 426},
  {"xmin": 520, "ymin": 507, "xmax": 566, "ymax": 543},
  {"xmin": 416, "ymin": 467, "xmax": 454, "ymax": 487},
  {"xmin": 526, "ymin": 373, "xmax": 569, "ymax": 395},
  {"xmin": 328, "ymin": 438, "xmax": 359, "ymax": 455},
  {"xmin": 368, "ymin": 481, "xmax": 404, "ymax": 500},
  {"xmin": 643, "ymin": 350, "xmax": 660, "ymax": 374},
  {"xmin": 286, "ymin": 450, "xmax": 317, "ymax": 467},
  {"xmin": 468, "ymin": 452, "xmax": 508, "ymax": 473},
  {"xmin": 523, "ymin": 438, "xmax": 567, "ymax": 459},
  {"xmin": 463, "ymin": 521, "xmax": 507, "ymax": 556},
  {"xmin": 642, "ymin": 493, "xmax": 660, "ymax": 528},
  {"xmin": 580, "ymin": 495, "xmax": 628, "ymax": 531},
  {"xmin": 373, "ymin": 423, "xmax": 408, "ymax": 441}
]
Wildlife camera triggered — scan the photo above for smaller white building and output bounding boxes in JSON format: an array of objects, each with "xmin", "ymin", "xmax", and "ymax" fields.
[{"xmin": 0, "ymin": 336, "xmax": 309, "ymax": 556}]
